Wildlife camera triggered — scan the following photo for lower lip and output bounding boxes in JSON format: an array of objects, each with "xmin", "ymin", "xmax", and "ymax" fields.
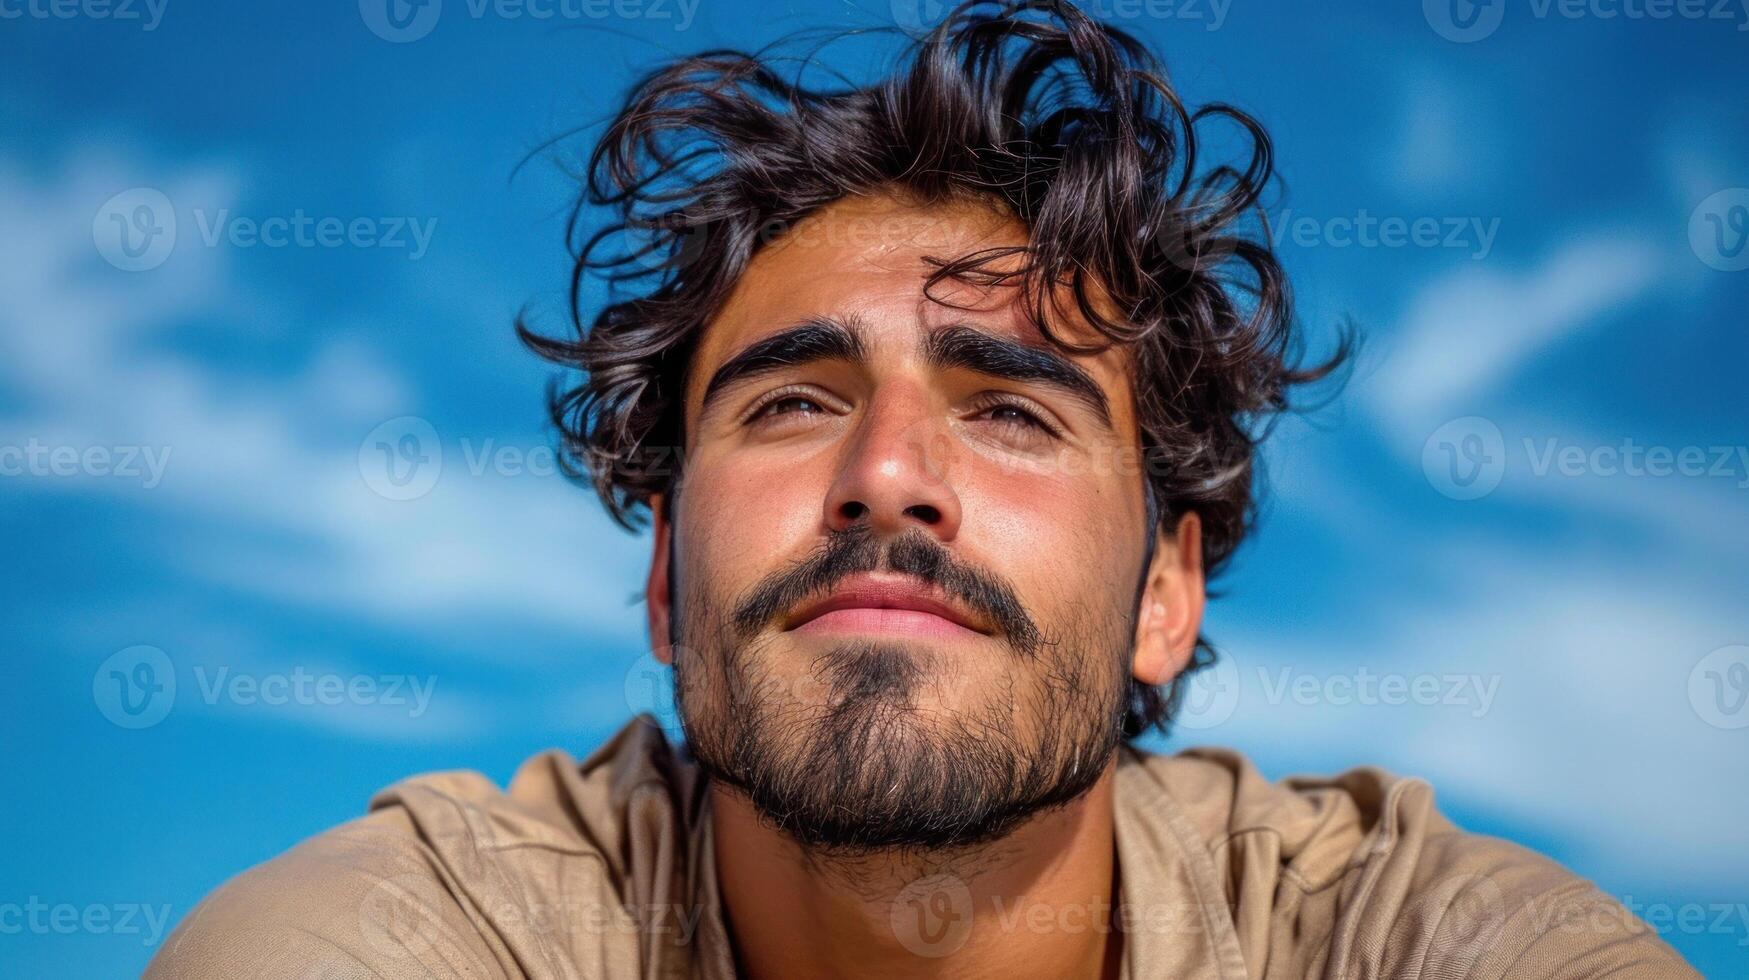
[{"xmin": 790, "ymin": 607, "xmax": 982, "ymax": 640}]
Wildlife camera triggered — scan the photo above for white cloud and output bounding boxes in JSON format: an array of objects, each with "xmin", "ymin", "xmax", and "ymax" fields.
[
  {"xmin": 1367, "ymin": 234, "xmax": 1667, "ymax": 433},
  {"xmin": 1225, "ymin": 215, "xmax": 1749, "ymax": 889},
  {"xmin": 0, "ymin": 150, "xmax": 650, "ymax": 669},
  {"xmin": 1206, "ymin": 552, "xmax": 1749, "ymax": 892}
]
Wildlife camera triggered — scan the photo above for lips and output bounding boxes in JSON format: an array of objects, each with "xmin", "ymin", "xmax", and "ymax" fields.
[{"xmin": 783, "ymin": 574, "xmax": 991, "ymax": 638}]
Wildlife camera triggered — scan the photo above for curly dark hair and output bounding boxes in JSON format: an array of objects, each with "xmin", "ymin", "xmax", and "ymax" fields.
[{"xmin": 518, "ymin": 0, "xmax": 1348, "ymax": 740}]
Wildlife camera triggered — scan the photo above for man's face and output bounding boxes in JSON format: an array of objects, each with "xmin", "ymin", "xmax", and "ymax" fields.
[{"xmin": 653, "ymin": 193, "xmax": 1174, "ymax": 852}]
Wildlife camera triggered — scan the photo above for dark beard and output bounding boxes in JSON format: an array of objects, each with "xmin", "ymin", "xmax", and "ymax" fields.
[{"xmin": 672, "ymin": 525, "xmax": 1133, "ymax": 855}]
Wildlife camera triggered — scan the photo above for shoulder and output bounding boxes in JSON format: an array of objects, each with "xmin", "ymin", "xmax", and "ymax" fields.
[
  {"xmin": 145, "ymin": 802, "xmax": 511, "ymax": 979},
  {"xmin": 1116, "ymin": 746, "xmax": 1699, "ymax": 978},
  {"xmin": 149, "ymin": 719, "xmax": 709, "ymax": 979}
]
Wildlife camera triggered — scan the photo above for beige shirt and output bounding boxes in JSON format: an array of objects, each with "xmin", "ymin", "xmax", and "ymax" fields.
[{"xmin": 147, "ymin": 717, "xmax": 1696, "ymax": 978}]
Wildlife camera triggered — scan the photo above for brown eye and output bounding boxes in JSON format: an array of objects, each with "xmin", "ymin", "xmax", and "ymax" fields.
[
  {"xmin": 980, "ymin": 402, "xmax": 1049, "ymax": 431},
  {"xmin": 746, "ymin": 389, "xmax": 840, "ymax": 428},
  {"xmin": 759, "ymin": 395, "xmax": 826, "ymax": 418}
]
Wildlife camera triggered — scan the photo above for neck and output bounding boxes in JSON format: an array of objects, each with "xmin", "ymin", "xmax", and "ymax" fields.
[{"xmin": 710, "ymin": 762, "xmax": 1124, "ymax": 980}]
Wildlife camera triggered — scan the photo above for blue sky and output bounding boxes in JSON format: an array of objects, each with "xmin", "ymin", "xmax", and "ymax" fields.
[{"xmin": 3, "ymin": 0, "xmax": 1747, "ymax": 975}]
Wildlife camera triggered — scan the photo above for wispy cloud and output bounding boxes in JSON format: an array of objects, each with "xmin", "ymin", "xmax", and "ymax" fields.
[
  {"xmin": 1207, "ymin": 548, "xmax": 1749, "ymax": 892},
  {"xmin": 0, "ymin": 150, "xmax": 648, "ymax": 649},
  {"xmin": 1367, "ymin": 234, "xmax": 1668, "ymax": 433}
]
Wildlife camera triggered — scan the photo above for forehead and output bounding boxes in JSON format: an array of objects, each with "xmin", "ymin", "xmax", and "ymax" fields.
[{"xmin": 685, "ymin": 192, "xmax": 1136, "ymax": 416}]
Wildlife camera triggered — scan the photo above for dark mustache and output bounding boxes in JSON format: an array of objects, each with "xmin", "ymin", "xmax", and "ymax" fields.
[{"xmin": 730, "ymin": 525, "xmax": 1043, "ymax": 655}]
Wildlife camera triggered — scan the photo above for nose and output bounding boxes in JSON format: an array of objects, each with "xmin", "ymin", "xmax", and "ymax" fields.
[{"xmin": 823, "ymin": 386, "xmax": 963, "ymax": 541}]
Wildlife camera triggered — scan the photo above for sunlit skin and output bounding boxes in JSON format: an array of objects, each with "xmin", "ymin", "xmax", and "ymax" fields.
[{"xmin": 642, "ymin": 192, "xmax": 1207, "ymax": 980}]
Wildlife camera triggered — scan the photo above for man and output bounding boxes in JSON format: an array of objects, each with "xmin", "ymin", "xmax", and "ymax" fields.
[{"xmin": 148, "ymin": 1, "xmax": 1697, "ymax": 977}]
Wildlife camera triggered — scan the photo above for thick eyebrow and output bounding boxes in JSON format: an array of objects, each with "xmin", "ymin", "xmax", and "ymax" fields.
[
  {"xmin": 699, "ymin": 316, "xmax": 868, "ymax": 414},
  {"xmin": 925, "ymin": 324, "xmax": 1112, "ymax": 428}
]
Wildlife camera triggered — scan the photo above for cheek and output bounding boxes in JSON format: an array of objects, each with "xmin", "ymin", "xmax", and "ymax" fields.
[
  {"xmin": 676, "ymin": 447, "xmax": 833, "ymax": 597},
  {"xmin": 959, "ymin": 458, "xmax": 1142, "ymax": 616}
]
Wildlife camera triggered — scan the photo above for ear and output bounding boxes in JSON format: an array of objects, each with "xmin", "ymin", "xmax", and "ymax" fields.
[
  {"xmin": 1131, "ymin": 511, "xmax": 1205, "ymax": 688},
  {"xmin": 646, "ymin": 493, "xmax": 675, "ymax": 666}
]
